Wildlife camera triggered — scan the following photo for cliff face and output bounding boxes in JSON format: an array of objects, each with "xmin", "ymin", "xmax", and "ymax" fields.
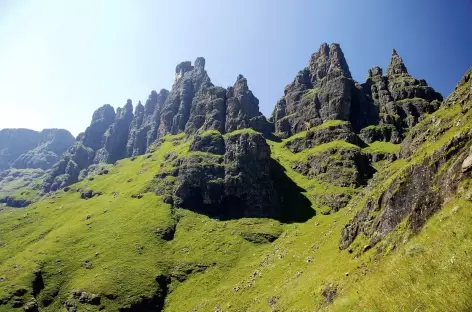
[
  {"xmin": 41, "ymin": 44, "xmax": 445, "ymax": 216},
  {"xmin": 360, "ymin": 49, "xmax": 443, "ymax": 143},
  {"xmin": 272, "ymin": 44, "xmax": 442, "ymax": 141},
  {"xmin": 42, "ymin": 58, "xmax": 271, "ymax": 193}
]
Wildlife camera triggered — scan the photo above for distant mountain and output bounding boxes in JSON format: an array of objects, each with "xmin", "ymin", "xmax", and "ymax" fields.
[{"xmin": 0, "ymin": 128, "xmax": 75, "ymax": 171}]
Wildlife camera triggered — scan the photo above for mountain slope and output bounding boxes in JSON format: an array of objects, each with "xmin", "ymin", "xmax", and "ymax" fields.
[
  {"xmin": 0, "ymin": 47, "xmax": 471, "ymax": 311},
  {"xmin": 0, "ymin": 129, "xmax": 75, "ymax": 207}
]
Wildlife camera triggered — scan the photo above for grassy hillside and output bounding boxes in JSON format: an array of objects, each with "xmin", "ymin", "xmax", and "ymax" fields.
[
  {"xmin": 1, "ymin": 71, "xmax": 472, "ymax": 311},
  {"xmin": 0, "ymin": 169, "xmax": 44, "ymax": 208}
]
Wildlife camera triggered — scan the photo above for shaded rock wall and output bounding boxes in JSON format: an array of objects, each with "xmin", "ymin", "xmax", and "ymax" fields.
[{"xmin": 156, "ymin": 131, "xmax": 282, "ymax": 219}]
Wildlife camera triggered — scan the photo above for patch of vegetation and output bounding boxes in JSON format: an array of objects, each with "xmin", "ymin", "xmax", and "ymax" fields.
[
  {"xmin": 363, "ymin": 141, "xmax": 401, "ymax": 154},
  {"xmin": 396, "ymin": 97, "xmax": 428, "ymax": 104},
  {"xmin": 283, "ymin": 120, "xmax": 347, "ymax": 144},
  {"xmin": 0, "ymin": 169, "xmax": 44, "ymax": 206},
  {"xmin": 301, "ymin": 87, "xmax": 320, "ymax": 102},
  {"xmin": 223, "ymin": 127, "xmax": 258, "ymax": 139},
  {"xmin": 290, "ymin": 140, "xmax": 360, "ymax": 162}
]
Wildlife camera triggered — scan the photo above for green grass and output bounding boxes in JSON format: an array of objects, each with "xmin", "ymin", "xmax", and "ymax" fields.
[
  {"xmin": 290, "ymin": 140, "xmax": 360, "ymax": 162},
  {"xmin": 301, "ymin": 87, "xmax": 320, "ymax": 102},
  {"xmin": 396, "ymin": 97, "xmax": 428, "ymax": 104},
  {"xmin": 223, "ymin": 127, "xmax": 258, "ymax": 139},
  {"xmin": 283, "ymin": 120, "xmax": 348, "ymax": 144},
  {"xmin": 1, "ymin": 76, "xmax": 472, "ymax": 311},
  {"xmin": 0, "ymin": 169, "xmax": 44, "ymax": 205},
  {"xmin": 362, "ymin": 141, "xmax": 401, "ymax": 154}
]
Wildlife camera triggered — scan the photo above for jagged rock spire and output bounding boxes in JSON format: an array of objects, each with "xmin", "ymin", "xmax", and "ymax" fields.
[
  {"xmin": 367, "ymin": 66, "xmax": 383, "ymax": 79},
  {"xmin": 82, "ymin": 105, "xmax": 116, "ymax": 150},
  {"xmin": 309, "ymin": 43, "xmax": 352, "ymax": 81},
  {"xmin": 387, "ymin": 48, "xmax": 408, "ymax": 76}
]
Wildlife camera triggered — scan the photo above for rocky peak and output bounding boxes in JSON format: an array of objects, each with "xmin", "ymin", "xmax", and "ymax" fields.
[
  {"xmin": 175, "ymin": 61, "xmax": 194, "ymax": 80},
  {"xmin": 367, "ymin": 66, "xmax": 383, "ymax": 79},
  {"xmin": 194, "ymin": 57, "xmax": 206, "ymax": 71},
  {"xmin": 233, "ymin": 74, "xmax": 249, "ymax": 94},
  {"xmin": 135, "ymin": 101, "xmax": 144, "ymax": 115},
  {"xmin": 127, "ymin": 88, "xmax": 170, "ymax": 157},
  {"xmin": 82, "ymin": 105, "xmax": 116, "ymax": 150},
  {"xmin": 225, "ymin": 75, "xmax": 262, "ymax": 133},
  {"xmin": 119, "ymin": 100, "xmax": 134, "ymax": 119},
  {"xmin": 328, "ymin": 43, "xmax": 352, "ymax": 79},
  {"xmin": 144, "ymin": 92, "xmax": 157, "ymax": 115},
  {"xmin": 309, "ymin": 43, "xmax": 352, "ymax": 82},
  {"xmin": 90, "ymin": 104, "xmax": 115, "ymax": 126},
  {"xmin": 94, "ymin": 101, "xmax": 135, "ymax": 163},
  {"xmin": 387, "ymin": 48, "xmax": 409, "ymax": 76},
  {"xmin": 273, "ymin": 43, "xmax": 357, "ymax": 137},
  {"xmin": 160, "ymin": 58, "xmax": 213, "ymax": 136}
]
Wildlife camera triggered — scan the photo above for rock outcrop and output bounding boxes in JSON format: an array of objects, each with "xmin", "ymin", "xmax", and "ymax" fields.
[
  {"xmin": 291, "ymin": 143, "xmax": 373, "ymax": 188},
  {"xmin": 42, "ymin": 104, "xmax": 119, "ymax": 192},
  {"xmin": 156, "ymin": 131, "xmax": 281, "ymax": 219},
  {"xmin": 165, "ymin": 58, "xmax": 271, "ymax": 136},
  {"xmin": 94, "ymin": 100, "xmax": 134, "ymax": 163},
  {"xmin": 40, "ymin": 46, "xmax": 443, "ymax": 196},
  {"xmin": 126, "ymin": 89, "xmax": 169, "ymax": 157},
  {"xmin": 81, "ymin": 104, "xmax": 116, "ymax": 151},
  {"xmin": 42, "ymin": 58, "xmax": 270, "ymax": 193},
  {"xmin": 272, "ymin": 44, "xmax": 442, "ymax": 142},
  {"xmin": 0, "ymin": 128, "xmax": 74, "ymax": 171},
  {"xmin": 272, "ymin": 43, "xmax": 375, "ymax": 137},
  {"xmin": 42, "ymin": 142, "xmax": 95, "ymax": 192},
  {"xmin": 339, "ymin": 69, "xmax": 470, "ymax": 252},
  {"xmin": 362, "ymin": 49, "xmax": 443, "ymax": 142},
  {"xmin": 284, "ymin": 121, "xmax": 362, "ymax": 153}
]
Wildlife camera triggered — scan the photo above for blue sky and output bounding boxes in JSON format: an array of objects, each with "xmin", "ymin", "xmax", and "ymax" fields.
[{"xmin": 0, "ymin": 0, "xmax": 471, "ymax": 135}]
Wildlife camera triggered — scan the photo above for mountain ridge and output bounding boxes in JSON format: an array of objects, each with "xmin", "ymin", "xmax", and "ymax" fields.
[{"xmin": 0, "ymin": 44, "xmax": 471, "ymax": 312}]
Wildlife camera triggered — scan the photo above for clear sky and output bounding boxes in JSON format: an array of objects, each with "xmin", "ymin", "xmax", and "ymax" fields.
[{"xmin": 0, "ymin": 0, "xmax": 471, "ymax": 136}]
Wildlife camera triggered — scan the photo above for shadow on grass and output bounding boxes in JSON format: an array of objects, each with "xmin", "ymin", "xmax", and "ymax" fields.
[
  {"xmin": 263, "ymin": 132, "xmax": 282, "ymax": 143},
  {"xmin": 269, "ymin": 159, "xmax": 316, "ymax": 223}
]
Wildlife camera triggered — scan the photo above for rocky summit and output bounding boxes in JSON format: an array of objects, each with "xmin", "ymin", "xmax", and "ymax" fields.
[
  {"xmin": 42, "ymin": 57, "xmax": 272, "ymax": 194},
  {"xmin": 271, "ymin": 43, "xmax": 442, "ymax": 141},
  {"xmin": 1, "ymin": 43, "xmax": 472, "ymax": 312}
]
